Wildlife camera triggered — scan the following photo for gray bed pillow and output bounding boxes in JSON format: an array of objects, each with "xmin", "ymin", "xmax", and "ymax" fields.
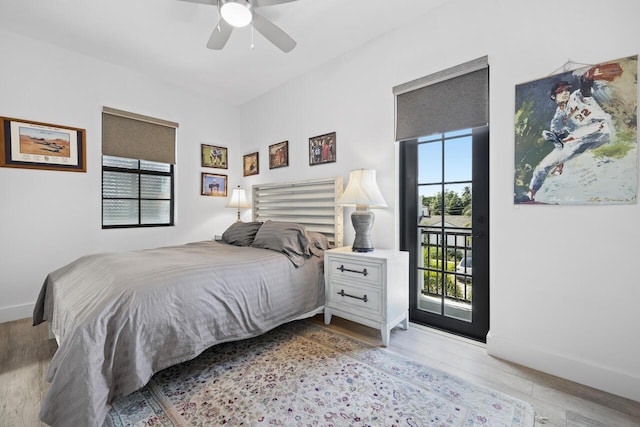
[
  {"xmin": 251, "ymin": 220, "xmax": 311, "ymax": 266},
  {"xmin": 221, "ymin": 221, "xmax": 263, "ymax": 246},
  {"xmin": 307, "ymin": 231, "xmax": 331, "ymax": 250},
  {"xmin": 307, "ymin": 231, "xmax": 331, "ymax": 257}
]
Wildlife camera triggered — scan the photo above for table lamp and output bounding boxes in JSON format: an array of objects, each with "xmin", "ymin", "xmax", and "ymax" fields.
[
  {"xmin": 225, "ymin": 185, "xmax": 250, "ymax": 221},
  {"xmin": 338, "ymin": 169, "xmax": 387, "ymax": 252}
]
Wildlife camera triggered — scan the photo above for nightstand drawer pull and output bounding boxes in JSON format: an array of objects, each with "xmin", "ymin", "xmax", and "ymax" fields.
[
  {"xmin": 337, "ymin": 289, "xmax": 368, "ymax": 303},
  {"xmin": 337, "ymin": 265, "xmax": 368, "ymax": 276}
]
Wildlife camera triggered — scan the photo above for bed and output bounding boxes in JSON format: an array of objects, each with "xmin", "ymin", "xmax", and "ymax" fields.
[{"xmin": 32, "ymin": 177, "xmax": 343, "ymax": 427}]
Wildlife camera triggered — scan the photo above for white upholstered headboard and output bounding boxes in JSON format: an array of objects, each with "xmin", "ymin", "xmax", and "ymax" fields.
[{"xmin": 252, "ymin": 177, "xmax": 344, "ymax": 248}]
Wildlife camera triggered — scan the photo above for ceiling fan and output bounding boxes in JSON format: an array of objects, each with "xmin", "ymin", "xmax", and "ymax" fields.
[{"xmin": 179, "ymin": 0, "xmax": 298, "ymax": 53}]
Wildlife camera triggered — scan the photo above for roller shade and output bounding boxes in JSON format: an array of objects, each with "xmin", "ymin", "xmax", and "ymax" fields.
[
  {"xmin": 102, "ymin": 107, "xmax": 178, "ymax": 164},
  {"xmin": 394, "ymin": 56, "xmax": 488, "ymax": 141}
]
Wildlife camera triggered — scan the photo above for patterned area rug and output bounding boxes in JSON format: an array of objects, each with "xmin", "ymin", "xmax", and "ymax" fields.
[{"xmin": 104, "ymin": 321, "xmax": 535, "ymax": 426}]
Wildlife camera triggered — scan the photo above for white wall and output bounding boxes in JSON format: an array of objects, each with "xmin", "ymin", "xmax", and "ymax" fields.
[
  {"xmin": 0, "ymin": 29, "xmax": 241, "ymax": 322},
  {"xmin": 239, "ymin": 0, "xmax": 640, "ymax": 401}
]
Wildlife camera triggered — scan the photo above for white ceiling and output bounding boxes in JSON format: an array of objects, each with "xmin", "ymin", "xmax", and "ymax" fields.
[{"xmin": 0, "ymin": 0, "xmax": 449, "ymax": 106}]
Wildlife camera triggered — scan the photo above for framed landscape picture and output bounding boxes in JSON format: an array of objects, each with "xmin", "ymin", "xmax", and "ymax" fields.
[
  {"xmin": 309, "ymin": 132, "xmax": 336, "ymax": 166},
  {"xmin": 269, "ymin": 141, "xmax": 289, "ymax": 169},
  {"xmin": 0, "ymin": 116, "xmax": 86, "ymax": 172},
  {"xmin": 201, "ymin": 173, "xmax": 227, "ymax": 197},
  {"xmin": 243, "ymin": 152, "xmax": 259, "ymax": 176},
  {"xmin": 201, "ymin": 144, "xmax": 227, "ymax": 169}
]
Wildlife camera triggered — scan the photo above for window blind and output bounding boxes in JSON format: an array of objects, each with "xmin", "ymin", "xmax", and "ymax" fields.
[
  {"xmin": 102, "ymin": 107, "xmax": 178, "ymax": 164},
  {"xmin": 102, "ymin": 156, "xmax": 174, "ymax": 227},
  {"xmin": 393, "ymin": 56, "xmax": 488, "ymax": 141}
]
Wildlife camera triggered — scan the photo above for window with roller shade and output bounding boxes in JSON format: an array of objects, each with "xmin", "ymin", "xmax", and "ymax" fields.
[{"xmin": 101, "ymin": 107, "xmax": 177, "ymax": 228}]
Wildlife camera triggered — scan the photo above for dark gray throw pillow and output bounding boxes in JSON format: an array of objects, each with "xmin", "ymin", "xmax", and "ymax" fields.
[
  {"xmin": 221, "ymin": 221, "xmax": 263, "ymax": 246},
  {"xmin": 307, "ymin": 231, "xmax": 331, "ymax": 250},
  {"xmin": 251, "ymin": 220, "xmax": 311, "ymax": 266}
]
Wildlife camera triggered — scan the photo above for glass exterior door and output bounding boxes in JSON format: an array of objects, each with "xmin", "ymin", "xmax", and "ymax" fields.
[{"xmin": 401, "ymin": 126, "xmax": 489, "ymax": 341}]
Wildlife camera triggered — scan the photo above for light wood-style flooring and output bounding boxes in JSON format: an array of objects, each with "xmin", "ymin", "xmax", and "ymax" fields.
[{"xmin": 1, "ymin": 315, "xmax": 638, "ymax": 426}]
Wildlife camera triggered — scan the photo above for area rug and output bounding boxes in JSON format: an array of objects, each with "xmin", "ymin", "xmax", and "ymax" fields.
[{"xmin": 104, "ymin": 320, "xmax": 535, "ymax": 426}]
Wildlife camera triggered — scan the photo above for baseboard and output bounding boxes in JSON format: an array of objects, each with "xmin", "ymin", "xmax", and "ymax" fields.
[
  {"xmin": 0, "ymin": 302, "xmax": 34, "ymax": 324},
  {"xmin": 486, "ymin": 331, "xmax": 640, "ymax": 403}
]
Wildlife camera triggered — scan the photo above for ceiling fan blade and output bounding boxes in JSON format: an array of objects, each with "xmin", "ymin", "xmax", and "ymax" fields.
[
  {"xmin": 253, "ymin": 0, "xmax": 297, "ymax": 7},
  {"xmin": 207, "ymin": 19, "xmax": 233, "ymax": 49},
  {"xmin": 252, "ymin": 12, "xmax": 296, "ymax": 53},
  {"xmin": 177, "ymin": 0, "xmax": 218, "ymax": 5}
]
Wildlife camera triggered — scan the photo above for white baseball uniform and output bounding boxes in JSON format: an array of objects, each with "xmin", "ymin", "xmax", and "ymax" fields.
[{"xmin": 529, "ymin": 87, "xmax": 612, "ymax": 192}]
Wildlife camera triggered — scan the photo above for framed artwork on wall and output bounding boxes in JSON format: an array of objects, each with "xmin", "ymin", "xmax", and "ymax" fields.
[
  {"xmin": 269, "ymin": 141, "xmax": 289, "ymax": 169},
  {"xmin": 514, "ymin": 55, "xmax": 637, "ymax": 205},
  {"xmin": 201, "ymin": 144, "xmax": 227, "ymax": 169},
  {"xmin": 309, "ymin": 132, "xmax": 336, "ymax": 166},
  {"xmin": 0, "ymin": 116, "xmax": 86, "ymax": 172},
  {"xmin": 201, "ymin": 173, "xmax": 227, "ymax": 197},
  {"xmin": 243, "ymin": 152, "xmax": 259, "ymax": 176}
]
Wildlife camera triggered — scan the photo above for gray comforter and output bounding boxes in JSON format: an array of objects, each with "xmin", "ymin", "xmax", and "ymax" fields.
[{"xmin": 32, "ymin": 240, "xmax": 325, "ymax": 427}]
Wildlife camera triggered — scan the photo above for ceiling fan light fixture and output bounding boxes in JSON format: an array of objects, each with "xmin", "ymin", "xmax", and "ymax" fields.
[{"xmin": 220, "ymin": 0, "xmax": 253, "ymax": 28}]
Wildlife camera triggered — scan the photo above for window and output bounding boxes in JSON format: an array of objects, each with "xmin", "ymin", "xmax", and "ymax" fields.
[
  {"xmin": 102, "ymin": 156, "xmax": 174, "ymax": 228},
  {"xmin": 101, "ymin": 107, "xmax": 178, "ymax": 228}
]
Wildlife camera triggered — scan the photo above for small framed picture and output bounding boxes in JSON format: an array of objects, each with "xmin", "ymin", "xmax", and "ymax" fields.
[
  {"xmin": 309, "ymin": 132, "xmax": 336, "ymax": 166},
  {"xmin": 243, "ymin": 152, "xmax": 259, "ymax": 176},
  {"xmin": 269, "ymin": 141, "xmax": 289, "ymax": 169},
  {"xmin": 201, "ymin": 173, "xmax": 227, "ymax": 197},
  {"xmin": 0, "ymin": 116, "xmax": 86, "ymax": 172},
  {"xmin": 201, "ymin": 144, "xmax": 227, "ymax": 169}
]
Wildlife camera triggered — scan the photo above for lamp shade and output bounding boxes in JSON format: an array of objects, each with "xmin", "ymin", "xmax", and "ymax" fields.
[
  {"xmin": 338, "ymin": 169, "xmax": 387, "ymax": 208},
  {"xmin": 225, "ymin": 187, "xmax": 250, "ymax": 209}
]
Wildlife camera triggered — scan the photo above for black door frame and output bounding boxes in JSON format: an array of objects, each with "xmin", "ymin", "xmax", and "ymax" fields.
[{"xmin": 400, "ymin": 126, "xmax": 489, "ymax": 342}]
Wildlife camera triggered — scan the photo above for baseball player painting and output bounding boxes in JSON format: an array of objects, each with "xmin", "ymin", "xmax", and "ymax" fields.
[{"xmin": 514, "ymin": 55, "xmax": 637, "ymax": 205}]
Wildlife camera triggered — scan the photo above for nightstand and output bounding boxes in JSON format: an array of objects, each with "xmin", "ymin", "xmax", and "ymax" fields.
[{"xmin": 324, "ymin": 247, "xmax": 409, "ymax": 346}]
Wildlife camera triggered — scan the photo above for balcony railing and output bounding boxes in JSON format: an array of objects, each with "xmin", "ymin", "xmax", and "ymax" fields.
[{"xmin": 419, "ymin": 226, "xmax": 473, "ymax": 304}]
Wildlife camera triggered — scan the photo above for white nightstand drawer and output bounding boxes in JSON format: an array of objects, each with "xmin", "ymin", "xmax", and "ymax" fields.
[
  {"xmin": 328, "ymin": 282, "xmax": 381, "ymax": 315},
  {"xmin": 328, "ymin": 256, "xmax": 382, "ymax": 286}
]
